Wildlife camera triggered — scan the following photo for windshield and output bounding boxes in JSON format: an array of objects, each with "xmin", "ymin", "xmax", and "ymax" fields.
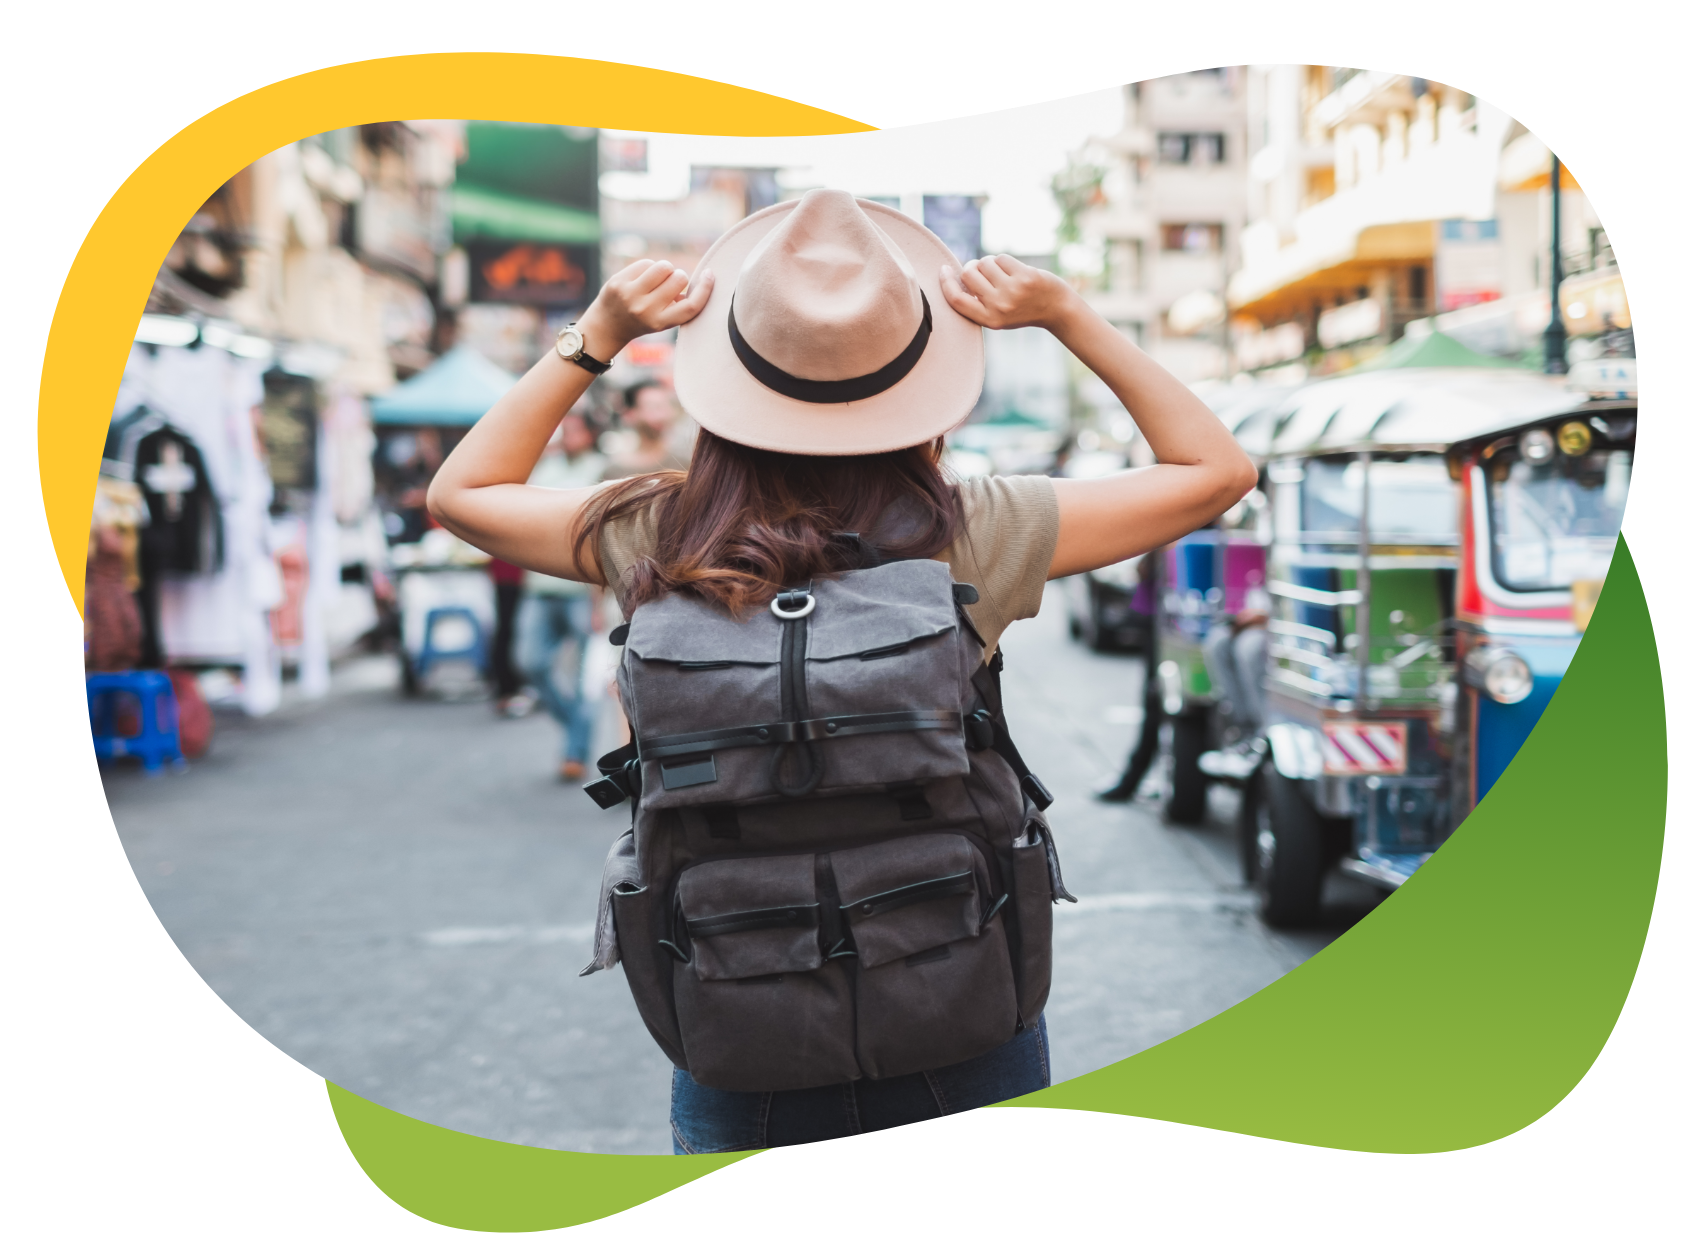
[
  {"xmin": 1488, "ymin": 447, "xmax": 1631, "ymax": 591},
  {"xmin": 1300, "ymin": 455, "xmax": 1458, "ymax": 539}
]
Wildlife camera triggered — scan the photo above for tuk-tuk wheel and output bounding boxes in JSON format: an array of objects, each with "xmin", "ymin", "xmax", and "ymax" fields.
[
  {"xmin": 1255, "ymin": 763, "xmax": 1325, "ymax": 928},
  {"xmin": 1238, "ymin": 770, "xmax": 1263, "ymax": 884},
  {"xmin": 1164, "ymin": 710, "xmax": 1209, "ymax": 823},
  {"xmin": 400, "ymin": 652, "xmax": 420, "ymax": 698}
]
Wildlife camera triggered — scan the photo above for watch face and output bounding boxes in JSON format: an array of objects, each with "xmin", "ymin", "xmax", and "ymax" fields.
[{"xmin": 556, "ymin": 328, "xmax": 584, "ymax": 358}]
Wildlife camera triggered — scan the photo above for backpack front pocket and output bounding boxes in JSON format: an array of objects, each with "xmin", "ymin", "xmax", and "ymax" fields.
[
  {"xmin": 832, "ymin": 834, "xmax": 1020, "ymax": 1079},
  {"xmin": 671, "ymin": 853, "xmax": 859, "ymax": 1091}
]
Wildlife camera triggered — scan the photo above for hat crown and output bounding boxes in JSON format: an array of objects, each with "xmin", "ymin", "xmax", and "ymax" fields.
[{"xmin": 733, "ymin": 189, "xmax": 923, "ymax": 383}]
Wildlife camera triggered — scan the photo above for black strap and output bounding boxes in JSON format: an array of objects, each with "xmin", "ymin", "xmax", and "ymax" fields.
[
  {"xmin": 686, "ymin": 903, "xmax": 821, "ymax": 939},
  {"xmin": 729, "ymin": 291, "xmax": 934, "ymax": 405},
  {"xmin": 968, "ymin": 655, "xmax": 1054, "ymax": 812},
  {"xmin": 641, "ymin": 709, "xmax": 961, "ymax": 759},
  {"xmin": 842, "ymin": 871, "xmax": 974, "ymax": 920}
]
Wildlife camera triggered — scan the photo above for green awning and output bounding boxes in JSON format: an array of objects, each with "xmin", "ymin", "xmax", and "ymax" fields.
[
  {"xmin": 451, "ymin": 183, "xmax": 600, "ymax": 245},
  {"xmin": 1348, "ymin": 328, "xmax": 1519, "ymax": 373}
]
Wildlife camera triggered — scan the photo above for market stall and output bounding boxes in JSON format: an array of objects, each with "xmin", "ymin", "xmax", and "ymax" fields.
[{"xmin": 369, "ymin": 344, "xmax": 517, "ymax": 693}]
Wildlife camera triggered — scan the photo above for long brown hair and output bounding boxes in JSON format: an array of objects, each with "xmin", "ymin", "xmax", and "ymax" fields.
[{"xmin": 574, "ymin": 429, "xmax": 965, "ymax": 616}]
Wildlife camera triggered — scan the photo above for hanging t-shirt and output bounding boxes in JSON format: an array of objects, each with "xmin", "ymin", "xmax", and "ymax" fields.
[{"xmin": 107, "ymin": 405, "xmax": 224, "ymax": 576}]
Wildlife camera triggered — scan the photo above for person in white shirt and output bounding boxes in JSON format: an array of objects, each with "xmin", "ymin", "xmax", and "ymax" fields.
[{"xmin": 515, "ymin": 409, "xmax": 609, "ymax": 780}]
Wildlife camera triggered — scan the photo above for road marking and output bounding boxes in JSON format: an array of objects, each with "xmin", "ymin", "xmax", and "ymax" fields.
[{"xmin": 423, "ymin": 923, "xmax": 594, "ymax": 947}]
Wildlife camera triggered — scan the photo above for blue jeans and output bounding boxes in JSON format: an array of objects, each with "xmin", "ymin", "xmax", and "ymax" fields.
[
  {"xmin": 514, "ymin": 593, "xmax": 595, "ymax": 764},
  {"xmin": 669, "ymin": 1014, "xmax": 1050, "ymax": 1153}
]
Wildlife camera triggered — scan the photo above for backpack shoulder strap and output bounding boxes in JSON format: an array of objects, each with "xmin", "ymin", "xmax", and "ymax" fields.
[{"xmin": 967, "ymin": 649, "xmax": 1054, "ymax": 812}]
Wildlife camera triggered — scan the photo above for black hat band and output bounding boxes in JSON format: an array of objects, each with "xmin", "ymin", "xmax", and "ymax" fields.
[{"xmin": 727, "ymin": 291, "xmax": 934, "ymax": 405}]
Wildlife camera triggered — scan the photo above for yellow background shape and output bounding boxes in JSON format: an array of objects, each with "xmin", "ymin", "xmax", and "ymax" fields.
[{"xmin": 37, "ymin": 53, "xmax": 871, "ymax": 614}]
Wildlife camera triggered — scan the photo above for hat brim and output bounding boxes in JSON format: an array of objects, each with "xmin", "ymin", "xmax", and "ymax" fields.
[{"xmin": 673, "ymin": 198, "xmax": 985, "ymax": 457}]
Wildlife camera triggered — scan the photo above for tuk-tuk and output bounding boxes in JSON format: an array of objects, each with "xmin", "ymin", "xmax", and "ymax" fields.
[
  {"xmin": 1220, "ymin": 367, "xmax": 1607, "ymax": 926},
  {"xmin": 1148, "ymin": 386, "xmax": 1292, "ymax": 821}
]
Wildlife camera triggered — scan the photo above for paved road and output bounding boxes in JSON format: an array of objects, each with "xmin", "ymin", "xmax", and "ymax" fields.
[{"xmin": 104, "ymin": 582, "xmax": 1383, "ymax": 1154}]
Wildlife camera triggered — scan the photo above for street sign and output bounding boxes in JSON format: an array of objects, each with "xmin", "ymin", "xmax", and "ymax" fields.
[{"xmin": 466, "ymin": 240, "xmax": 596, "ymax": 307}]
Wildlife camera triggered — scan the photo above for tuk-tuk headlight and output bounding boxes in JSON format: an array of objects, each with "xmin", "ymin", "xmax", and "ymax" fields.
[
  {"xmin": 1465, "ymin": 647, "xmax": 1534, "ymax": 705},
  {"xmin": 1520, "ymin": 428, "xmax": 1556, "ymax": 464}
]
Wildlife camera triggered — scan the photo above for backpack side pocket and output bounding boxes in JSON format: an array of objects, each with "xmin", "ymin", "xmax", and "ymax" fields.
[
  {"xmin": 1008, "ymin": 819, "xmax": 1057, "ymax": 1023},
  {"xmin": 611, "ymin": 882, "xmax": 687, "ymax": 1071}
]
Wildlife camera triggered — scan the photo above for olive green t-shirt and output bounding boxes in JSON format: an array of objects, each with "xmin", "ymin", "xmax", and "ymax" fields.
[{"xmin": 595, "ymin": 474, "xmax": 1061, "ymax": 662}]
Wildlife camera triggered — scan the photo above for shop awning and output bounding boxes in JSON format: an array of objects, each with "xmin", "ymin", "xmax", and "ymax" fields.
[
  {"xmin": 1498, "ymin": 130, "xmax": 1580, "ymax": 193},
  {"xmin": 369, "ymin": 345, "xmax": 518, "ymax": 427},
  {"xmin": 1347, "ymin": 328, "xmax": 1519, "ymax": 372},
  {"xmin": 451, "ymin": 183, "xmax": 601, "ymax": 245}
]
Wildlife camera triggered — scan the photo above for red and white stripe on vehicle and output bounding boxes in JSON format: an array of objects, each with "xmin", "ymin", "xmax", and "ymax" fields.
[{"xmin": 1321, "ymin": 722, "xmax": 1408, "ymax": 775}]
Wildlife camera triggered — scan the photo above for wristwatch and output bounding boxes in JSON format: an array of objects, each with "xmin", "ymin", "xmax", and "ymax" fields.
[{"xmin": 555, "ymin": 323, "xmax": 613, "ymax": 374}]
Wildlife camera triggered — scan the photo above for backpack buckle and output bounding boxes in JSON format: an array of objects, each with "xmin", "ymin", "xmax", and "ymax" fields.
[
  {"xmin": 964, "ymin": 708, "xmax": 995, "ymax": 751},
  {"xmin": 583, "ymin": 775, "xmax": 628, "ymax": 809},
  {"xmin": 771, "ymin": 588, "xmax": 816, "ymax": 620},
  {"xmin": 584, "ymin": 744, "xmax": 641, "ymax": 809},
  {"xmin": 1020, "ymin": 773, "xmax": 1055, "ymax": 812}
]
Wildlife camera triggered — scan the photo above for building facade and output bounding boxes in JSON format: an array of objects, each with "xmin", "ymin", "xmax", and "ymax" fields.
[
  {"xmin": 1059, "ymin": 67, "xmax": 1250, "ymax": 388},
  {"xmin": 1226, "ymin": 67, "xmax": 1629, "ymax": 376}
]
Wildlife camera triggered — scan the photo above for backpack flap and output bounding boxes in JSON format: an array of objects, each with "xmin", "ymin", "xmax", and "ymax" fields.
[{"xmin": 622, "ymin": 560, "xmax": 972, "ymax": 810}]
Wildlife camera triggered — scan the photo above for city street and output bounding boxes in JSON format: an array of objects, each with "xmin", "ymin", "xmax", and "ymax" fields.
[{"xmin": 103, "ymin": 582, "xmax": 1384, "ymax": 1156}]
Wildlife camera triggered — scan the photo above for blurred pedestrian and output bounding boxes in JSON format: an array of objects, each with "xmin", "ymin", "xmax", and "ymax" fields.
[
  {"xmin": 488, "ymin": 555, "xmax": 529, "ymax": 717},
  {"xmin": 603, "ymin": 380, "xmax": 690, "ymax": 477},
  {"xmin": 1096, "ymin": 548, "xmax": 1160, "ymax": 802},
  {"xmin": 515, "ymin": 409, "xmax": 608, "ymax": 779},
  {"xmin": 1203, "ymin": 607, "xmax": 1269, "ymax": 736},
  {"xmin": 428, "ymin": 189, "xmax": 1256, "ymax": 1152}
]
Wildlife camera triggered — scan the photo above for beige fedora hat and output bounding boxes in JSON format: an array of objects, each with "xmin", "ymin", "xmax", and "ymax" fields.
[{"xmin": 673, "ymin": 189, "xmax": 984, "ymax": 456}]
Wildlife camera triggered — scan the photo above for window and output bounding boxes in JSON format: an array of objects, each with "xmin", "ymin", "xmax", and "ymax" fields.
[
  {"xmin": 1488, "ymin": 442, "xmax": 1630, "ymax": 592},
  {"xmin": 1157, "ymin": 132, "xmax": 1226, "ymax": 164},
  {"xmin": 1301, "ymin": 455, "xmax": 1459, "ymax": 541},
  {"xmin": 1161, "ymin": 223, "xmax": 1224, "ymax": 254}
]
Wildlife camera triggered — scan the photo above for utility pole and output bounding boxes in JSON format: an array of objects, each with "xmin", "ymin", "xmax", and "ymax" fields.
[{"xmin": 1542, "ymin": 155, "xmax": 1568, "ymax": 374}]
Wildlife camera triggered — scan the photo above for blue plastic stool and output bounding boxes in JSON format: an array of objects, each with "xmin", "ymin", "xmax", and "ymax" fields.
[
  {"xmin": 414, "ymin": 606, "xmax": 488, "ymax": 684},
  {"xmin": 87, "ymin": 670, "xmax": 186, "ymax": 775}
]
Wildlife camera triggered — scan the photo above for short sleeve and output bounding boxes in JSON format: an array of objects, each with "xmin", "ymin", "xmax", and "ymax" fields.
[
  {"xmin": 940, "ymin": 474, "xmax": 1060, "ymax": 660},
  {"xmin": 593, "ymin": 492, "xmax": 660, "ymax": 610}
]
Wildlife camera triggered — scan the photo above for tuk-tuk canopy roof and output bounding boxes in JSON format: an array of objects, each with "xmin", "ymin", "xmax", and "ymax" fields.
[
  {"xmin": 369, "ymin": 345, "xmax": 518, "ymax": 427},
  {"xmin": 1266, "ymin": 368, "xmax": 1587, "ymax": 458}
]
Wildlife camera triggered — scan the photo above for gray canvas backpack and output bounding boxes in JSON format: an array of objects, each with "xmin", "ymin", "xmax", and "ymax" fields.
[{"xmin": 581, "ymin": 551, "xmax": 1074, "ymax": 1092}]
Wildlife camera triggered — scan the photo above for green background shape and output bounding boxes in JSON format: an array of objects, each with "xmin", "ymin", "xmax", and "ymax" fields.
[{"xmin": 330, "ymin": 537, "xmax": 1663, "ymax": 1228}]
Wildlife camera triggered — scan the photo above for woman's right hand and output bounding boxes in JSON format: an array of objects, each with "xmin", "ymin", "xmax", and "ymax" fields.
[{"xmin": 577, "ymin": 260, "xmax": 716, "ymax": 359}]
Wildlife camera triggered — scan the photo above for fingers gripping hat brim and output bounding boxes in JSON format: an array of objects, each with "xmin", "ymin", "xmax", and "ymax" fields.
[{"xmin": 673, "ymin": 198, "xmax": 986, "ymax": 457}]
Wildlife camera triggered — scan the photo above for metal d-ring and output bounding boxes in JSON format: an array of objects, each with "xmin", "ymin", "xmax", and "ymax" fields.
[{"xmin": 770, "ymin": 591, "xmax": 816, "ymax": 620}]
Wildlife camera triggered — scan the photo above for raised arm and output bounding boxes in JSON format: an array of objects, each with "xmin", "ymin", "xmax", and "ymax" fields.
[
  {"xmin": 426, "ymin": 261, "xmax": 715, "ymax": 583},
  {"xmin": 938, "ymin": 256, "xmax": 1256, "ymax": 579}
]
